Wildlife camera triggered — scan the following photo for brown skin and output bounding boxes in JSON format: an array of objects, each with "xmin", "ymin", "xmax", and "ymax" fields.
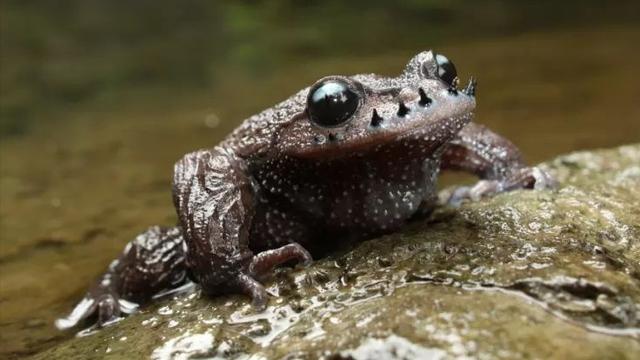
[{"xmin": 56, "ymin": 51, "xmax": 554, "ymax": 330}]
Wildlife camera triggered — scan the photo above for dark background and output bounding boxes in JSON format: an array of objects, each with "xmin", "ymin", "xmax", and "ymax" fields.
[{"xmin": 2, "ymin": 0, "xmax": 639, "ymax": 137}]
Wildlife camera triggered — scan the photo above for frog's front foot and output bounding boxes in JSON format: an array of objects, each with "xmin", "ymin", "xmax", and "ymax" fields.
[
  {"xmin": 55, "ymin": 284, "xmax": 139, "ymax": 330},
  {"xmin": 233, "ymin": 242, "xmax": 313, "ymax": 310},
  {"xmin": 447, "ymin": 166, "xmax": 556, "ymax": 207}
]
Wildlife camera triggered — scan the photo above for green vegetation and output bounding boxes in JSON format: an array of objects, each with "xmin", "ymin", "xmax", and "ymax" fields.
[{"xmin": 2, "ymin": 0, "xmax": 639, "ymax": 136}]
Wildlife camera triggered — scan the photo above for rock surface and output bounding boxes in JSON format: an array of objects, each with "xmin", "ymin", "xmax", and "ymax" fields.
[{"xmin": 31, "ymin": 145, "xmax": 640, "ymax": 359}]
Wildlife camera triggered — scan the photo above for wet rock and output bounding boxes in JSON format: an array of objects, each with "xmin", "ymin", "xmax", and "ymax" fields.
[{"xmin": 31, "ymin": 145, "xmax": 640, "ymax": 359}]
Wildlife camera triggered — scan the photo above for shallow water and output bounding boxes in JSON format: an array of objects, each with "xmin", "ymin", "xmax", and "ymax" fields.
[{"xmin": 1, "ymin": 1, "xmax": 639, "ymax": 358}]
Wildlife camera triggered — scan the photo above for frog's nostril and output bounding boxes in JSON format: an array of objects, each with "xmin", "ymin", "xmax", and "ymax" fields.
[
  {"xmin": 370, "ymin": 109, "xmax": 384, "ymax": 127},
  {"xmin": 397, "ymin": 101, "xmax": 410, "ymax": 117},
  {"xmin": 418, "ymin": 88, "xmax": 432, "ymax": 107},
  {"xmin": 327, "ymin": 132, "xmax": 345, "ymax": 142}
]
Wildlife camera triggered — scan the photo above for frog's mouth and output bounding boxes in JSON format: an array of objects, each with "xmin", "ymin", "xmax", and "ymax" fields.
[{"xmin": 281, "ymin": 78, "xmax": 477, "ymax": 159}]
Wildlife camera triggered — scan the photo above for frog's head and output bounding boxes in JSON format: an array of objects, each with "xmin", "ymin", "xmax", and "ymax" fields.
[{"xmin": 276, "ymin": 51, "xmax": 476, "ymax": 159}]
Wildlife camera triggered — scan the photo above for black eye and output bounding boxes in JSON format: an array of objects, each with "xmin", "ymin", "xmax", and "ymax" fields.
[
  {"xmin": 307, "ymin": 79, "xmax": 359, "ymax": 127},
  {"xmin": 435, "ymin": 53, "xmax": 458, "ymax": 86}
]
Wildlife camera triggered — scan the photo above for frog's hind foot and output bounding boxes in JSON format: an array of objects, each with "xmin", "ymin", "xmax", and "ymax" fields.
[
  {"xmin": 447, "ymin": 166, "xmax": 556, "ymax": 207},
  {"xmin": 55, "ymin": 290, "xmax": 139, "ymax": 330},
  {"xmin": 56, "ymin": 225, "xmax": 187, "ymax": 330}
]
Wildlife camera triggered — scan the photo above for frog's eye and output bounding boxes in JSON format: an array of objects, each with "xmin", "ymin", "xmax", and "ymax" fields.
[
  {"xmin": 435, "ymin": 53, "xmax": 458, "ymax": 87},
  {"xmin": 307, "ymin": 79, "xmax": 359, "ymax": 128}
]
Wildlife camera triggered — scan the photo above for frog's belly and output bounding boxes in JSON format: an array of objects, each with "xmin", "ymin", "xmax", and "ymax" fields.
[
  {"xmin": 250, "ymin": 176, "xmax": 434, "ymax": 253},
  {"xmin": 251, "ymin": 156, "xmax": 440, "ymax": 248},
  {"xmin": 322, "ymin": 176, "xmax": 432, "ymax": 234},
  {"xmin": 289, "ymin": 161, "xmax": 439, "ymax": 236}
]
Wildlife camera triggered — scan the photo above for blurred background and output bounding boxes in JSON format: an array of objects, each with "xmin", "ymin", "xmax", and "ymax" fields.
[{"xmin": 1, "ymin": 1, "xmax": 639, "ymax": 358}]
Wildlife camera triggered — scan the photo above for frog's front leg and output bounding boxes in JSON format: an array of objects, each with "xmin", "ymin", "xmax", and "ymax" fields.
[
  {"xmin": 173, "ymin": 148, "xmax": 312, "ymax": 309},
  {"xmin": 56, "ymin": 226, "xmax": 188, "ymax": 330},
  {"xmin": 440, "ymin": 122, "xmax": 555, "ymax": 205}
]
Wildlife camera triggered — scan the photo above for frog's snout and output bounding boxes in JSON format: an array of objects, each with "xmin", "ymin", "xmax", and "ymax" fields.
[
  {"xmin": 368, "ymin": 86, "xmax": 433, "ymax": 128},
  {"xmin": 368, "ymin": 79, "xmax": 476, "ymax": 130}
]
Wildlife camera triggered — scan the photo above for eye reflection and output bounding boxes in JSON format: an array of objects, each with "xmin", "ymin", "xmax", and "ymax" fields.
[
  {"xmin": 435, "ymin": 53, "xmax": 458, "ymax": 87},
  {"xmin": 307, "ymin": 79, "xmax": 359, "ymax": 128}
]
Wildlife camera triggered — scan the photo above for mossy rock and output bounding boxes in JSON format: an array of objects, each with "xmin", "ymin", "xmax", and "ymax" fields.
[{"xmin": 33, "ymin": 145, "xmax": 640, "ymax": 359}]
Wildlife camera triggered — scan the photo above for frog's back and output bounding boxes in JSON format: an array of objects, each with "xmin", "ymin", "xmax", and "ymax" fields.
[{"xmin": 221, "ymin": 89, "xmax": 308, "ymax": 157}]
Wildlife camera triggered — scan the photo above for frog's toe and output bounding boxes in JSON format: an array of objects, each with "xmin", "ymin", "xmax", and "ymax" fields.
[
  {"xmin": 55, "ymin": 297, "xmax": 98, "ymax": 330},
  {"xmin": 529, "ymin": 166, "xmax": 557, "ymax": 190},
  {"xmin": 248, "ymin": 242, "xmax": 313, "ymax": 279},
  {"xmin": 445, "ymin": 186, "xmax": 472, "ymax": 207},
  {"xmin": 95, "ymin": 294, "xmax": 139, "ymax": 327},
  {"xmin": 235, "ymin": 273, "xmax": 269, "ymax": 311},
  {"xmin": 491, "ymin": 166, "xmax": 557, "ymax": 193},
  {"xmin": 446, "ymin": 181, "xmax": 498, "ymax": 206},
  {"xmin": 96, "ymin": 294, "xmax": 120, "ymax": 325}
]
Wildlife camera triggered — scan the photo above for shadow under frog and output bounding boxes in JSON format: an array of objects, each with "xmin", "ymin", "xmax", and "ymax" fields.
[{"xmin": 56, "ymin": 51, "xmax": 554, "ymax": 330}]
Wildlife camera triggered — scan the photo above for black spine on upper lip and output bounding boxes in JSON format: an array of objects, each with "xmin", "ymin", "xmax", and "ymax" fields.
[
  {"xmin": 418, "ymin": 88, "xmax": 432, "ymax": 106},
  {"xmin": 447, "ymin": 87, "xmax": 458, "ymax": 95},
  {"xmin": 371, "ymin": 109, "xmax": 384, "ymax": 127},
  {"xmin": 328, "ymin": 133, "xmax": 337, "ymax": 141},
  {"xmin": 397, "ymin": 101, "xmax": 410, "ymax": 117},
  {"xmin": 463, "ymin": 77, "xmax": 477, "ymax": 96}
]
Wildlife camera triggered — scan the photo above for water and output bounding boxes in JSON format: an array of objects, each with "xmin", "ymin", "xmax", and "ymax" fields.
[{"xmin": 1, "ymin": 1, "xmax": 639, "ymax": 358}]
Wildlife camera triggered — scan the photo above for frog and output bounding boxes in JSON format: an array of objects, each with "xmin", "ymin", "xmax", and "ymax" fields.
[{"xmin": 56, "ymin": 51, "xmax": 554, "ymax": 330}]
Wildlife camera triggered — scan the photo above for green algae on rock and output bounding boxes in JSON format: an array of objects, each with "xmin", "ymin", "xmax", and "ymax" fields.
[{"xmin": 31, "ymin": 144, "xmax": 640, "ymax": 359}]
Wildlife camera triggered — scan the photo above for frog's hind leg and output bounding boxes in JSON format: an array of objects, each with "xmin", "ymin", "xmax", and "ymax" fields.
[
  {"xmin": 56, "ymin": 226, "xmax": 189, "ymax": 330},
  {"xmin": 440, "ymin": 122, "xmax": 555, "ymax": 206}
]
